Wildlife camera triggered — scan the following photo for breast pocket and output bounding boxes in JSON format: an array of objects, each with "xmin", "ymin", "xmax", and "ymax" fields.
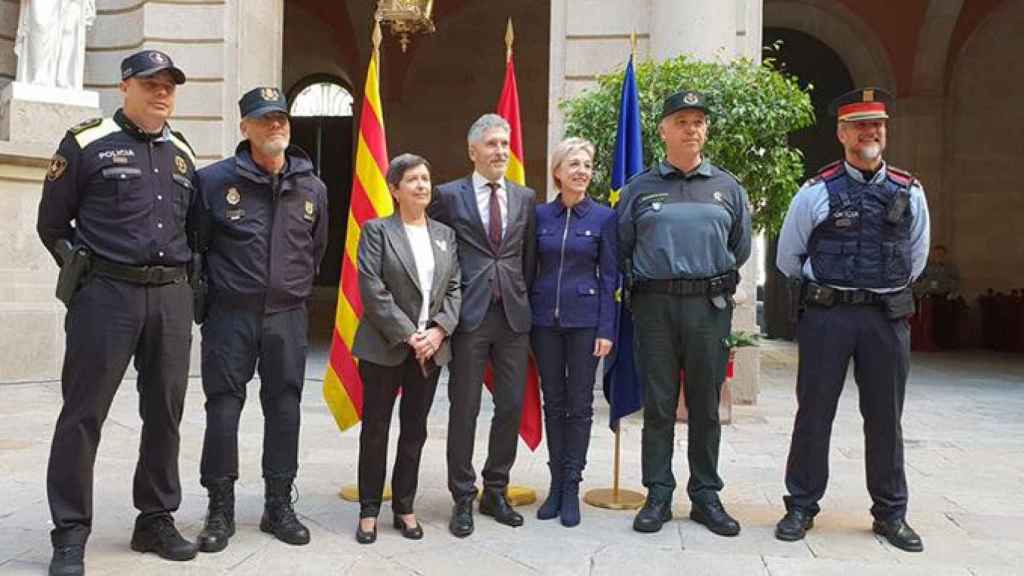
[{"xmin": 101, "ymin": 166, "xmax": 145, "ymax": 213}]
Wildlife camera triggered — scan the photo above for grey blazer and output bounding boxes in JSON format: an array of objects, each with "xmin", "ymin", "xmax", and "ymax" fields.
[
  {"xmin": 428, "ymin": 176, "xmax": 536, "ymax": 333},
  {"xmin": 351, "ymin": 214, "xmax": 461, "ymax": 367}
]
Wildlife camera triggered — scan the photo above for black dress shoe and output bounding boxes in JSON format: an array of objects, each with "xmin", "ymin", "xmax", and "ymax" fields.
[
  {"xmin": 393, "ymin": 513, "xmax": 424, "ymax": 540},
  {"xmin": 775, "ymin": 509, "xmax": 814, "ymax": 541},
  {"xmin": 689, "ymin": 500, "xmax": 741, "ymax": 537},
  {"xmin": 130, "ymin": 515, "xmax": 198, "ymax": 561},
  {"xmin": 873, "ymin": 518, "xmax": 923, "ymax": 552},
  {"xmin": 633, "ymin": 498, "xmax": 673, "ymax": 533},
  {"xmin": 479, "ymin": 490, "xmax": 524, "ymax": 527},
  {"xmin": 355, "ymin": 518, "xmax": 377, "ymax": 544},
  {"xmin": 49, "ymin": 544, "xmax": 84, "ymax": 576},
  {"xmin": 449, "ymin": 500, "xmax": 474, "ymax": 538}
]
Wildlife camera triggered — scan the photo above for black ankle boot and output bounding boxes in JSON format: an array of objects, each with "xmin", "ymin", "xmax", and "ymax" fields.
[
  {"xmin": 260, "ymin": 478, "xmax": 311, "ymax": 546},
  {"xmin": 560, "ymin": 473, "xmax": 581, "ymax": 527},
  {"xmin": 197, "ymin": 478, "xmax": 235, "ymax": 553}
]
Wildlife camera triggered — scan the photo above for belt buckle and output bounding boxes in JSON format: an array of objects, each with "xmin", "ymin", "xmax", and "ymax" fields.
[{"xmin": 142, "ymin": 266, "xmax": 158, "ymax": 284}]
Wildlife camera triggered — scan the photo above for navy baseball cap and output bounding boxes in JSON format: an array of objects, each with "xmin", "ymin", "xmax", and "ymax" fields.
[
  {"xmin": 120, "ymin": 50, "xmax": 186, "ymax": 84},
  {"xmin": 661, "ymin": 89, "xmax": 709, "ymax": 119},
  {"xmin": 239, "ymin": 87, "xmax": 289, "ymax": 119}
]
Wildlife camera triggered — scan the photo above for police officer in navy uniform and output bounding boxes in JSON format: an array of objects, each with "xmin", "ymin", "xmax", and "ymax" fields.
[
  {"xmin": 194, "ymin": 87, "xmax": 328, "ymax": 552},
  {"xmin": 774, "ymin": 88, "xmax": 930, "ymax": 552},
  {"xmin": 617, "ymin": 90, "xmax": 752, "ymax": 536},
  {"xmin": 37, "ymin": 50, "xmax": 199, "ymax": 576}
]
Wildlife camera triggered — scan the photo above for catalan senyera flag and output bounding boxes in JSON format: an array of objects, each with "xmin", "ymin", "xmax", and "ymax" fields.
[
  {"xmin": 603, "ymin": 54, "xmax": 645, "ymax": 431},
  {"xmin": 323, "ymin": 46, "xmax": 392, "ymax": 432},
  {"xmin": 487, "ymin": 28, "xmax": 542, "ymax": 451}
]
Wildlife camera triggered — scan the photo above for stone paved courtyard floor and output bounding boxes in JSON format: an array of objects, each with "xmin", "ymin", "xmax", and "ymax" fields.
[{"xmin": 2, "ymin": 341, "xmax": 1023, "ymax": 575}]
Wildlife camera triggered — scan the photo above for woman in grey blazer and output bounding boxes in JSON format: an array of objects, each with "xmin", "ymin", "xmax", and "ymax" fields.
[{"xmin": 351, "ymin": 154, "xmax": 461, "ymax": 544}]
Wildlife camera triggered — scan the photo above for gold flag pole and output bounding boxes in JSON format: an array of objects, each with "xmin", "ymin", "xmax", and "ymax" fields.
[
  {"xmin": 582, "ymin": 30, "xmax": 645, "ymax": 511},
  {"xmin": 338, "ymin": 19, "xmax": 392, "ymax": 505}
]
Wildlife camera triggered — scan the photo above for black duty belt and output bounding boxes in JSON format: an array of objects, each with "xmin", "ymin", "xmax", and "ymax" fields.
[
  {"xmin": 802, "ymin": 282, "xmax": 885, "ymax": 307},
  {"xmin": 92, "ymin": 257, "xmax": 187, "ymax": 286},
  {"xmin": 634, "ymin": 271, "xmax": 738, "ymax": 297}
]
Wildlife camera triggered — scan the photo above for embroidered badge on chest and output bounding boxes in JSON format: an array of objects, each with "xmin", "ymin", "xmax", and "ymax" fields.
[
  {"xmin": 175, "ymin": 155, "xmax": 188, "ymax": 175},
  {"xmin": 303, "ymin": 199, "xmax": 315, "ymax": 222},
  {"xmin": 226, "ymin": 187, "xmax": 241, "ymax": 205},
  {"xmin": 713, "ymin": 190, "xmax": 724, "ymax": 203}
]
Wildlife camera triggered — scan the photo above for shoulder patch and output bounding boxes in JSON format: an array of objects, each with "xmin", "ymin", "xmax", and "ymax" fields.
[
  {"xmin": 169, "ymin": 130, "xmax": 197, "ymax": 166},
  {"xmin": 886, "ymin": 165, "xmax": 914, "ymax": 187},
  {"xmin": 69, "ymin": 117, "xmax": 102, "ymax": 135},
  {"xmin": 73, "ymin": 118, "xmax": 120, "ymax": 149}
]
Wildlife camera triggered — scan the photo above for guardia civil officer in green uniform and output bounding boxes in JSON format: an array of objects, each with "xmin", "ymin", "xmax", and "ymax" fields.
[
  {"xmin": 617, "ymin": 90, "xmax": 752, "ymax": 536},
  {"xmin": 37, "ymin": 50, "xmax": 200, "ymax": 576}
]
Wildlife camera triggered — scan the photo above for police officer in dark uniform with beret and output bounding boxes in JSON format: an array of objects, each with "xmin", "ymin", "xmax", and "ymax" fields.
[
  {"xmin": 194, "ymin": 87, "xmax": 328, "ymax": 552},
  {"xmin": 37, "ymin": 50, "xmax": 200, "ymax": 576},
  {"xmin": 617, "ymin": 90, "xmax": 752, "ymax": 536},
  {"xmin": 774, "ymin": 88, "xmax": 930, "ymax": 552}
]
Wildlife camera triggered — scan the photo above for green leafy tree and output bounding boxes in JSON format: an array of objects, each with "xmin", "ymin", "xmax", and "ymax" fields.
[{"xmin": 561, "ymin": 52, "xmax": 814, "ymax": 234}]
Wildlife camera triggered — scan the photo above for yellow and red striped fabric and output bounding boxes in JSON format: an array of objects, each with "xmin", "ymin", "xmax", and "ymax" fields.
[
  {"xmin": 323, "ymin": 50, "xmax": 392, "ymax": 432},
  {"xmin": 492, "ymin": 51, "xmax": 543, "ymax": 451}
]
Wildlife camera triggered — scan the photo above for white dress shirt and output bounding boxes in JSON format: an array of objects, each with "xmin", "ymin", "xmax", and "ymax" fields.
[
  {"xmin": 472, "ymin": 171, "xmax": 508, "ymax": 237},
  {"xmin": 403, "ymin": 222, "xmax": 435, "ymax": 330}
]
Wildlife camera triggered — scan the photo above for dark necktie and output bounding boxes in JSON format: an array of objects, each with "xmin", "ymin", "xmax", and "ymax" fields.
[
  {"xmin": 487, "ymin": 181, "xmax": 503, "ymax": 251},
  {"xmin": 486, "ymin": 182, "xmax": 503, "ymax": 302}
]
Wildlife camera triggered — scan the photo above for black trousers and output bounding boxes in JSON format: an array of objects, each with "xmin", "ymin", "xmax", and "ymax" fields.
[
  {"xmin": 357, "ymin": 357, "xmax": 441, "ymax": 517},
  {"xmin": 47, "ymin": 276, "xmax": 193, "ymax": 546},
  {"xmin": 631, "ymin": 292, "xmax": 732, "ymax": 504},
  {"xmin": 199, "ymin": 305, "xmax": 308, "ymax": 484},
  {"xmin": 531, "ymin": 325, "xmax": 597, "ymax": 477},
  {"xmin": 784, "ymin": 304, "xmax": 910, "ymax": 522},
  {"xmin": 447, "ymin": 302, "xmax": 530, "ymax": 501}
]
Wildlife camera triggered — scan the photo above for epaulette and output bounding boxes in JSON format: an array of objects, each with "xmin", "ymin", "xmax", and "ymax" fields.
[
  {"xmin": 624, "ymin": 167, "xmax": 650, "ymax": 186},
  {"xmin": 886, "ymin": 165, "xmax": 915, "ymax": 187},
  {"xmin": 804, "ymin": 160, "xmax": 843, "ymax": 186},
  {"xmin": 168, "ymin": 129, "xmax": 198, "ymax": 165},
  {"xmin": 716, "ymin": 164, "xmax": 741, "ymax": 183},
  {"xmin": 73, "ymin": 118, "xmax": 120, "ymax": 148},
  {"xmin": 68, "ymin": 117, "xmax": 102, "ymax": 135}
]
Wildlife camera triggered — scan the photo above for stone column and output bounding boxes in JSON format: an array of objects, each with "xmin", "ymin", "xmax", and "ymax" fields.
[
  {"xmin": 650, "ymin": 0, "xmax": 764, "ymax": 404},
  {"xmin": 222, "ymin": 0, "xmax": 284, "ymax": 157}
]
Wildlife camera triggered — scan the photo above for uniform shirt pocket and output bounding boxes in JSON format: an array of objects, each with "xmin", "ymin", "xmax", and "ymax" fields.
[{"xmin": 101, "ymin": 166, "xmax": 145, "ymax": 213}]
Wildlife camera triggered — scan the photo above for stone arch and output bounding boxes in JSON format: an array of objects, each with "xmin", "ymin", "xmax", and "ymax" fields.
[
  {"xmin": 911, "ymin": 0, "xmax": 964, "ymax": 95},
  {"xmin": 764, "ymin": 0, "xmax": 897, "ymax": 93},
  {"xmin": 944, "ymin": 0, "xmax": 1024, "ymax": 295}
]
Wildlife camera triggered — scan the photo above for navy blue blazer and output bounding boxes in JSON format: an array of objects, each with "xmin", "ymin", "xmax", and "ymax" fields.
[{"xmin": 531, "ymin": 195, "xmax": 617, "ymax": 340}]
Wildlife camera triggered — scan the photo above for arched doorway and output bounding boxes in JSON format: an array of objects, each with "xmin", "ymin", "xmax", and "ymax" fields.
[{"xmin": 762, "ymin": 27, "xmax": 855, "ymax": 340}]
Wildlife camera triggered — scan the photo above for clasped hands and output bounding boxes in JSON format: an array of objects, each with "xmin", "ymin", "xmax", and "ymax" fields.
[{"xmin": 406, "ymin": 327, "xmax": 446, "ymax": 364}]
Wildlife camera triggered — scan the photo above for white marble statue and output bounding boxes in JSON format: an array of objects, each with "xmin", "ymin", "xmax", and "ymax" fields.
[{"xmin": 14, "ymin": 0, "xmax": 97, "ymax": 90}]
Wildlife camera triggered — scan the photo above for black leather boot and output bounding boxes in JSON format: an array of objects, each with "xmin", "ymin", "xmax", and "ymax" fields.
[
  {"xmin": 537, "ymin": 414, "xmax": 565, "ymax": 520},
  {"xmin": 197, "ymin": 478, "xmax": 235, "ymax": 553},
  {"xmin": 49, "ymin": 543, "xmax": 84, "ymax": 576},
  {"xmin": 260, "ymin": 478, "xmax": 310, "ymax": 546},
  {"xmin": 559, "ymin": 413, "xmax": 591, "ymax": 527}
]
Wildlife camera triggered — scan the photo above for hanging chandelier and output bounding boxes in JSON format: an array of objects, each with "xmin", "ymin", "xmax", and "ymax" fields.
[{"xmin": 375, "ymin": 0, "xmax": 435, "ymax": 52}]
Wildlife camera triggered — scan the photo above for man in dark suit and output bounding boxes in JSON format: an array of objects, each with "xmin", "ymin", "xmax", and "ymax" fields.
[{"xmin": 428, "ymin": 113, "xmax": 537, "ymax": 537}]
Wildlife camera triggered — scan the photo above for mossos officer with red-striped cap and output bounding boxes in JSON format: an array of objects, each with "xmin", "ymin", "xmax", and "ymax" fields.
[
  {"xmin": 775, "ymin": 87, "xmax": 930, "ymax": 552},
  {"xmin": 194, "ymin": 87, "xmax": 328, "ymax": 553}
]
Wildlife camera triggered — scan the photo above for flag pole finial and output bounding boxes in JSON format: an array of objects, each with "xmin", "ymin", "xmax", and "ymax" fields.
[
  {"xmin": 505, "ymin": 18, "xmax": 514, "ymax": 62},
  {"xmin": 372, "ymin": 19, "xmax": 383, "ymax": 56},
  {"xmin": 630, "ymin": 30, "xmax": 637, "ymax": 57}
]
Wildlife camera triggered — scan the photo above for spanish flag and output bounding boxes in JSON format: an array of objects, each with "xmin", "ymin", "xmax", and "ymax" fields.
[
  {"xmin": 323, "ymin": 27, "xmax": 392, "ymax": 431},
  {"xmin": 487, "ymin": 19, "xmax": 542, "ymax": 450}
]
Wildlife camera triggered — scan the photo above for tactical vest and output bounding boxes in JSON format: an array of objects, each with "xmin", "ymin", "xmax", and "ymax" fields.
[{"xmin": 807, "ymin": 161, "xmax": 914, "ymax": 290}]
